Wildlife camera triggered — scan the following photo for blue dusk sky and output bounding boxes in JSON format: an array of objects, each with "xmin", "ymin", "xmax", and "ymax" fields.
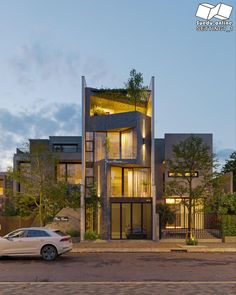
[{"xmin": 0, "ymin": 0, "xmax": 235, "ymax": 170}]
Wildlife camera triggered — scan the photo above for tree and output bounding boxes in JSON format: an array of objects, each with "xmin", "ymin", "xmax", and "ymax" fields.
[
  {"xmin": 85, "ymin": 183, "xmax": 101, "ymax": 234},
  {"xmin": 164, "ymin": 135, "xmax": 215, "ymax": 242},
  {"xmin": 156, "ymin": 203, "xmax": 175, "ymax": 227},
  {"xmin": 222, "ymin": 151, "xmax": 236, "ymax": 192},
  {"xmin": 8, "ymin": 143, "xmax": 80, "ymax": 226},
  {"xmin": 125, "ymin": 69, "xmax": 148, "ymax": 111}
]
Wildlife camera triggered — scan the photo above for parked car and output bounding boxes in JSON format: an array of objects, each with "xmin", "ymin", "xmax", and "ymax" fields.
[{"xmin": 0, "ymin": 227, "xmax": 72, "ymax": 261}]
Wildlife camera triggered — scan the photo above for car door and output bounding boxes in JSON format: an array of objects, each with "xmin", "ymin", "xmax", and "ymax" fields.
[
  {"xmin": 24, "ymin": 229, "xmax": 52, "ymax": 254},
  {"xmin": 2, "ymin": 229, "xmax": 29, "ymax": 255}
]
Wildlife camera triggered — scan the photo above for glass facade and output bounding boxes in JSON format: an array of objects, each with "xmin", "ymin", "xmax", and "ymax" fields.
[
  {"xmin": 94, "ymin": 129, "xmax": 136, "ymax": 161},
  {"xmin": 111, "ymin": 167, "xmax": 150, "ymax": 198},
  {"xmin": 107, "ymin": 132, "xmax": 120, "ymax": 159},
  {"xmin": 95, "ymin": 132, "xmax": 106, "ymax": 161},
  {"xmin": 111, "ymin": 203, "xmax": 121, "ymax": 239},
  {"xmin": 111, "ymin": 202, "xmax": 152, "ymax": 240},
  {"xmin": 121, "ymin": 129, "xmax": 136, "ymax": 159},
  {"xmin": 110, "ymin": 167, "xmax": 122, "ymax": 197},
  {"xmin": 57, "ymin": 163, "xmax": 82, "ymax": 184}
]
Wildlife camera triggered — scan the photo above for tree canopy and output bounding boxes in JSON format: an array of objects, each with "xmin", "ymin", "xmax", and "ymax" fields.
[
  {"xmin": 125, "ymin": 69, "xmax": 148, "ymax": 110},
  {"xmin": 8, "ymin": 143, "xmax": 80, "ymax": 226},
  {"xmin": 164, "ymin": 135, "xmax": 215, "ymax": 241},
  {"xmin": 222, "ymin": 151, "xmax": 236, "ymax": 192}
]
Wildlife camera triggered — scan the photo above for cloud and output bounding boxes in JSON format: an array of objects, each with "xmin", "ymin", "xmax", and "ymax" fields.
[
  {"xmin": 10, "ymin": 43, "xmax": 80, "ymax": 86},
  {"xmin": 9, "ymin": 42, "xmax": 109, "ymax": 87},
  {"xmin": 0, "ymin": 103, "xmax": 81, "ymax": 170}
]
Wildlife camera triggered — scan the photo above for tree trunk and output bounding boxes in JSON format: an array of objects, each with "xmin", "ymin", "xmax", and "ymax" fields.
[
  {"xmin": 187, "ymin": 201, "xmax": 193, "ymax": 240},
  {"xmin": 39, "ymin": 191, "xmax": 43, "ymax": 227}
]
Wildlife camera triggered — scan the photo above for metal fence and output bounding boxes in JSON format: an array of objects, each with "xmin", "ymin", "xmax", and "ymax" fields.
[{"xmin": 160, "ymin": 212, "xmax": 221, "ymax": 239}]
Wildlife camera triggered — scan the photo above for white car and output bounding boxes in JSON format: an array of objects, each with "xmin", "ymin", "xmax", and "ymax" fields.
[{"xmin": 0, "ymin": 227, "xmax": 72, "ymax": 261}]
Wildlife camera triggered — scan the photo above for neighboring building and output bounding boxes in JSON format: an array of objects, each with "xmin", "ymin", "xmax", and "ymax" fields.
[
  {"xmin": 13, "ymin": 136, "xmax": 82, "ymax": 193},
  {"xmin": 155, "ymin": 134, "xmax": 213, "ymax": 233}
]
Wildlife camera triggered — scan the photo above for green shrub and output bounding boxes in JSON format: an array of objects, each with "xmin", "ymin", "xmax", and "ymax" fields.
[
  {"xmin": 65, "ymin": 230, "xmax": 80, "ymax": 237},
  {"xmin": 84, "ymin": 231, "xmax": 99, "ymax": 240},
  {"xmin": 218, "ymin": 193, "xmax": 236, "ymax": 215},
  {"xmin": 156, "ymin": 203, "xmax": 175, "ymax": 227},
  {"xmin": 221, "ymin": 215, "xmax": 236, "ymax": 237},
  {"xmin": 186, "ymin": 238, "xmax": 198, "ymax": 245}
]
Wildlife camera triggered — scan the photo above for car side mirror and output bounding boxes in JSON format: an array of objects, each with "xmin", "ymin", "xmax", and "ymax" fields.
[{"xmin": 5, "ymin": 236, "xmax": 13, "ymax": 241}]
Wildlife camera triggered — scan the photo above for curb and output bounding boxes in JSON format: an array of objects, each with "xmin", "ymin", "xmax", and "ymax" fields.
[{"xmin": 71, "ymin": 247, "xmax": 236, "ymax": 253}]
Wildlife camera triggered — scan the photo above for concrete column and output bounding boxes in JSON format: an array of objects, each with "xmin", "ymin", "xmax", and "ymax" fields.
[{"xmin": 80, "ymin": 76, "xmax": 86, "ymax": 241}]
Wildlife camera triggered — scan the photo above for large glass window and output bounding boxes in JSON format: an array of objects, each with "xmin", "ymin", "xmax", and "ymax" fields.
[
  {"xmin": 0, "ymin": 180, "xmax": 4, "ymax": 196},
  {"xmin": 111, "ymin": 202, "xmax": 152, "ymax": 240},
  {"xmin": 53, "ymin": 144, "xmax": 78, "ymax": 152},
  {"xmin": 124, "ymin": 168, "xmax": 150, "ymax": 197},
  {"xmin": 95, "ymin": 130, "xmax": 137, "ymax": 161},
  {"xmin": 95, "ymin": 132, "xmax": 106, "ymax": 161},
  {"xmin": 111, "ymin": 203, "xmax": 121, "ymax": 239},
  {"xmin": 110, "ymin": 167, "xmax": 122, "ymax": 197},
  {"xmin": 57, "ymin": 163, "xmax": 82, "ymax": 184},
  {"xmin": 121, "ymin": 129, "xmax": 136, "ymax": 159},
  {"xmin": 124, "ymin": 169, "xmax": 133, "ymax": 197},
  {"xmin": 107, "ymin": 132, "xmax": 120, "ymax": 159}
]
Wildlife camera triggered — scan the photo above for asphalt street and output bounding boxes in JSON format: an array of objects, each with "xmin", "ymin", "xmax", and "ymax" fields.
[{"xmin": 0, "ymin": 253, "xmax": 235, "ymax": 294}]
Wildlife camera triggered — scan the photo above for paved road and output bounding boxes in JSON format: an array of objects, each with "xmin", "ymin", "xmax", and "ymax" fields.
[
  {"xmin": 0, "ymin": 282, "xmax": 235, "ymax": 295},
  {"xmin": 0, "ymin": 253, "xmax": 235, "ymax": 294}
]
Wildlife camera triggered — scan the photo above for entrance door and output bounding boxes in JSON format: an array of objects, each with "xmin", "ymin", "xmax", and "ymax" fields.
[{"xmin": 111, "ymin": 202, "xmax": 152, "ymax": 239}]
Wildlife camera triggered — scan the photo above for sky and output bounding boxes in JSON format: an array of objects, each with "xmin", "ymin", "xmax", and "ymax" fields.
[{"xmin": 0, "ymin": 0, "xmax": 235, "ymax": 170}]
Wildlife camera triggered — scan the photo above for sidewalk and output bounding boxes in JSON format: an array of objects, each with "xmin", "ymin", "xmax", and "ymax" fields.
[{"xmin": 71, "ymin": 239, "xmax": 236, "ymax": 253}]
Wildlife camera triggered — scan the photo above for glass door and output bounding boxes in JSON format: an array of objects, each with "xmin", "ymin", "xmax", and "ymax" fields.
[{"xmin": 111, "ymin": 202, "xmax": 152, "ymax": 240}]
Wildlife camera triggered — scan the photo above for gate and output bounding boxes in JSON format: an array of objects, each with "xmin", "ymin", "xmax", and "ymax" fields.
[{"xmin": 160, "ymin": 212, "xmax": 221, "ymax": 239}]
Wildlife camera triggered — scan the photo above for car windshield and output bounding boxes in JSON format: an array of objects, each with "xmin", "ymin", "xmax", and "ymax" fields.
[{"xmin": 5, "ymin": 230, "xmax": 26, "ymax": 238}]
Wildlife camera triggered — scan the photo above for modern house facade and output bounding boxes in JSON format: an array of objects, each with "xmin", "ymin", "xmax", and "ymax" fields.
[
  {"xmin": 13, "ymin": 136, "xmax": 82, "ymax": 193},
  {"xmin": 80, "ymin": 77, "xmax": 157, "ymax": 240},
  {"xmin": 12, "ymin": 77, "xmax": 216, "ymax": 241},
  {"xmin": 155, "ymin": 134, "xmax": 214, "ymax": 237}
]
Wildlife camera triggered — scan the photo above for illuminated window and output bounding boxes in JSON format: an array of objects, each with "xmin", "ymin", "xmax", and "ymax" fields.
[
  {"xmin": 86, "ymin": 132, "xmax": 94, "ymax": 141},
  {"xmin": 111, "ymin": 167, "xmax": 122, "ymax": 197},
  {"xmin": 124, "ymin": 168, "xmax": 150, "ymax": 197},
  {"xmin": 95, "ymin": 132, "xmax": 106, "ymax": 161},
  {"xmin": 0, "ymin": 180, "xmax": 3, "ymax": 196},
  {"xmin": 168, "ymin": 172, "xmax": 199, "ymax": 178},
  {"xmin": 107, "ymin": 132, "xmax": 120, "ymax": 159},
  {"xmin": 121, "ymin": 129, "xmax": 137, "ymax": 159}
]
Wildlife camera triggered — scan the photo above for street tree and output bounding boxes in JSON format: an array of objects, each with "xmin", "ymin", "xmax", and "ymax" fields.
[
  {"xmin": 164, "ymin": 135, "xmax": 215, "ymax": 243},
  {"xmin": 222, "ymin": 151, "xmax": 236, "ymax": 192},
  {"xmin": 8, "ymin": 143, "xmax": 80, "ymax": 226}
]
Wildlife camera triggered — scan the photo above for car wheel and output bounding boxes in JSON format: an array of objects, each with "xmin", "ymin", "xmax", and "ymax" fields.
[{"xmin": 41, "ymin": 245, "xmax": 58, "ymax": 261}]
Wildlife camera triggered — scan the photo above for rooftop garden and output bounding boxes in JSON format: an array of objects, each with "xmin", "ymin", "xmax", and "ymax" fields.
[{"xmin": 90, "ymin": 69, "xmax": 152, "ymax": 116}]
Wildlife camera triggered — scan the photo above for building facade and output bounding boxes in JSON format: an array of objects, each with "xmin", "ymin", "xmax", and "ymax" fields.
[
  {"xmin": 80, "ymin": 77, "xmax": 157, "ymax": 240},
  {"xmin": 12, "ymin": 78, "xmax": 214, "ymax": 241}
]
